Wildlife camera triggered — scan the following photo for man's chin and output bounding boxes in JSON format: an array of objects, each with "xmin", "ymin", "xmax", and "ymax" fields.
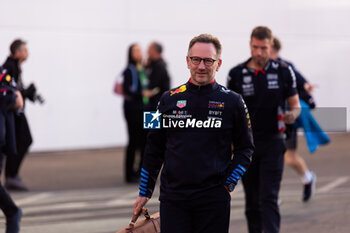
[
  {"xmin": 254, "ymin": 58, "xmax": 267, "ymax": 66},
  {"xmin": 193, "ymin": 77, "xmax": 211, "ymax": 85},
  {"xmin": 195, "ymin": 75, "xmax": 208, "ymax": 80}
]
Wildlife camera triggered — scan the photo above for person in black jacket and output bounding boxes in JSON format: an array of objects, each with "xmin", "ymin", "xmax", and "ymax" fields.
[
  {"xmin": 144, "ymin": 41, "xmax": 171, "ymax": 110},
  {"xmin": 132, "ymin": 34, "xmax": 254, "ymax": 233},
  {"xmin": 2, "ymin": 39, "xmax": 34, "ymax": 191},
  {"xmin": 270, "ymin": 37, "xmax": 317, "ymax": 202},
  {"xmin": 122, "ymin": 44, "xmax": 149, "ymax": 183},
  {"xmin": 0, "ymin": 67, "xmax": 23, "ymax": 233},
  {"xmin": 227, "ymin": 26, "xmax": 301, "ymax": 233}
]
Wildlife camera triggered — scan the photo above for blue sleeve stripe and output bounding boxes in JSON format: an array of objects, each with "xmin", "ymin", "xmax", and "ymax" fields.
[
  {"xmin": 232, "ymin": 169, "xmax": 241, "ymax": 177},
  {"xmin": 141, "ymin": 171, "xmax": 149, "ymax": 177},
  {"xmin": 139, "ymin": 186, "xmax": 147, "ymax": 191},
  {"xmin": 140, "ymin": 182, "xmax": 147, "ymax": 188},
  {"xmin": 141, "ymin": 168, "xmax": 150, "ymax": 175},
  {"xmin": 227, "ymin": 177, "xmax": 237, "ymax": 183},
  {"xmin": 229, "ymin": 176, "xmax": 239, "ymax": 183},
  {"xmin": 226, "ymin": 178, "xmax": 237, "ymax": 185},
  {"xmin": 238, "ymin": 164, "xmax": 246, "ymax": 172},
  {"xmin": 139, "ymin": 190, "xmax": 146, "ymax": 195},
  {"xmin": 141, "ymin": 177, "xmax": 148, "ymax": 183},
  {"xmin": 230, "ymin": 173, "xmax": 240, "ymax": 180},
  {"xmin": 235, "ymin": 168, "xmax": 244, "ymax": 176},
  {"xmin": 141, "ymin": 173, "xmax": 149, "ymax": 179}
]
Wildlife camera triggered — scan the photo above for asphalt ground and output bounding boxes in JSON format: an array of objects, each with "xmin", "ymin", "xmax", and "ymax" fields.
[{"xmin": 0, "ymin": 133, "xmax": 349, "ymax": 233}]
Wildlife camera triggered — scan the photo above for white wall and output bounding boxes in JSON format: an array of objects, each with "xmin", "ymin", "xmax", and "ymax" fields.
[{"xmin": 0, "ymin": 0, "xmax": 349, "ymax": 151}]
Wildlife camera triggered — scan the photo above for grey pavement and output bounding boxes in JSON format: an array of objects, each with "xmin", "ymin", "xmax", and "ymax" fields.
[{"xmin": 0, "ymin": 133, "xmax": 350, "ymax": 233}]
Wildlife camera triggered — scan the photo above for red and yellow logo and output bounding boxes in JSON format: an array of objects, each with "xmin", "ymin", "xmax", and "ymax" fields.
[
  {"xmin": 246, "ymin": 113, "xmax": 251, "ymax": 128},
  {"xmin": 170, "ymin": 85, "xmax": 187, "ymax": 96},
  {"xmin": 5, "ymin": 75, "xmax": 11, "ymax": 82}
]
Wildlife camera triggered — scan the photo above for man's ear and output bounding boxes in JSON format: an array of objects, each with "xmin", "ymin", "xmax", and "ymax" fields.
[
  {"xmin": 216, "ymin": 59, "xmax": 222, "ymax": 72},
  {"xmin": 186, "ymin": 56, "xmax": 191, "ymax": 69}
]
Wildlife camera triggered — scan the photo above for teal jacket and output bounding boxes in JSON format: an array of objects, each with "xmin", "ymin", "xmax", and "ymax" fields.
[{"xmin": 294, "ymin": 100, "xmax": 330, "ymax": 153}]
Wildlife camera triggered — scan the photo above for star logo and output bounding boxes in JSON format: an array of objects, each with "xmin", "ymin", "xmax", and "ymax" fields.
[
  {"xmin": 143, "ymin": 110, "xmax": 162, "ymax": 129},
  {"xmin": 151, "ymin": 110, "xmax": 162, "ymax": 122}
]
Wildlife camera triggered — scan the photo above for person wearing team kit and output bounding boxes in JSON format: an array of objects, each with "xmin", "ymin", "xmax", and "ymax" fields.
[
  {"xmin": 270, "ymin": 37, "xmax": 317, "ymax": 202},
  {"xmin": 227, "ymin": 26, "xmax": 301, "ymax": 233},
  {"xmin": 0, "ymin": 67, "xmax": 23, "ymax": 233},
  {"xmin": 131, "ymin": 34, "xmax": 254, "ymax": 233}
]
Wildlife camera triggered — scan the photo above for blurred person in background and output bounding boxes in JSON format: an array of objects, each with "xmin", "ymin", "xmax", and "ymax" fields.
[
  {"xmin": 227, "ymin": 26, "xmax": 301, "ymax": 233},
  {"xmin": 0, "ymin": 66, "xmax": 23, "ymax": 233},
  {"xmin": 144, "ymin": 41, "xmax": 171, "ymax": 110},
  {"xmin": 2, "ymin": 39, "xmax": 36, "ymax": 191},
  {"xmin": 270, "ymin": 37, "xmax": 329, "ymax": 202},
  {"xmin": 122, "ymin": 44, "xmax": 149, "ymax": 183}
]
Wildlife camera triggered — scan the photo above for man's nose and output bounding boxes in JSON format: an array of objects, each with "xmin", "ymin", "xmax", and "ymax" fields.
[
  {"xmin": 256, "ymin": 48, "xmax": 263, "ymax": 56},
  {"xmin": 198, "ymin": 60, "xmax": 206, "ymax": 69}
]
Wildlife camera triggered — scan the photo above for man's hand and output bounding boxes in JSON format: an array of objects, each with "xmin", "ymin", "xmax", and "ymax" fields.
[
  {"xmin": 13, "ymin": 90, "xmax": 23, "ymax": 110},
  {"xmin": 283, "ymin": 111, "xmax": 297, "ymax": 124},
  {"xmin": 133, "ymin": 196, "xmax": 150, "ymax": 216},
  {"xmin": 142, "ymin": 90, "xmax": 153, "ymax": 98},
  {"xmin": 286, "ymin": 94, "xmax": 301, "ymax": 124},
  {"xmin": 304, "ymin": 83, "xmax": 317, "ymax": 95}
]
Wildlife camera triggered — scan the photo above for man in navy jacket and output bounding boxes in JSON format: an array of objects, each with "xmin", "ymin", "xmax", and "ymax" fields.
[
  {"xmin": 131, "ymin": 34, "xmax": 254, "ymax": 233},
  {"xmin": 227, "ymin": 26, "xmax": 301, "ymax": 233}
]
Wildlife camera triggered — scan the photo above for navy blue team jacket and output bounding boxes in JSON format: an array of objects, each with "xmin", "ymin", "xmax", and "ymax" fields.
[
  {"xmin": 227, "ymin": 59, "xmax": 298, "ymax": 139},
  {"xmin": 0, "ymin": 67, "xmax": 18, "ymax": 155},
  {"xmin": 139, "ymin": 80, "xmax": 254, "ymax": 201}
]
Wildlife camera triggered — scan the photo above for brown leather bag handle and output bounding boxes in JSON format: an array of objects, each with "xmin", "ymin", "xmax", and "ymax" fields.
[{"xmin": 127, "ymin": 208, "xmax": 150, "ymax": 229}]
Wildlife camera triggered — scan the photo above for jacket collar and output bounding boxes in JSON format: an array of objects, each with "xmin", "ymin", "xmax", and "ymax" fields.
[{"xmin": 186, "ymin": 78, "xmax": 218, "ymax": 94}]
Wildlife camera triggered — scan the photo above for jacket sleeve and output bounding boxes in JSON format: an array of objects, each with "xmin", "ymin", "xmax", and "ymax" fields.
[
  {"xmin": 227, "ymin": 68, "xmax": 240, "ymax": 93},
  {"xmin": 138, "ymin": 96, "xmax": 167, "ymax": 198},
  {"xmin": 224, "ymin": 95, "xmax": 254, "ymax": 189},
  {"xmin": 122, "ymin": 67, "xmax": 141, "ymax": 98},
  {"xmin": 282, "ymin": 65, "xmax": 298, "ymax": 99}
]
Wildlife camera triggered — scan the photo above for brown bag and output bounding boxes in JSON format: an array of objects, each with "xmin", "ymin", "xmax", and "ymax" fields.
[{"xmin": 116, "ymin": 208, "xmax": 160, "ymax": 233}]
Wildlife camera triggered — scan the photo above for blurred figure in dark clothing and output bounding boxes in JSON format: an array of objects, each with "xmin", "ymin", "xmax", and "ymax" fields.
[
  {"xmin": 0, "ymin": 66, "xmax": 23, "ymax": 233},
  {"xmin": 144, "ymin": 41, "xmax": 171, "ymax": 110},
  {"xmin": 270, "ymin": 37, "xmax": 317, "ymax": 202},
  {"xmin": 122, "ymin": 44, "xmax": 149, "ymax": 183},
  {"xmin": 2, "ymin": 39, "xmax": 34, "ymax": 191}
]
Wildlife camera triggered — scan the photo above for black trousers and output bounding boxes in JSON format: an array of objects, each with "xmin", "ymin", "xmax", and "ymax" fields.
[
  {"xmin": 5, "ymin": 113, "xmax": 32, "ymax": 178},
  {"xmin": 123, "ymin": 107, "xmax": 147, "ymax": 182},
  {"xmin": 0, "ymin": 153, "xmax": 19, "ymax": 217},
  {"xmin": 160, "ymin": 186, "xmax": 231, "ymax": 233},
  {"xmin": 242, "ymin": 138, "xmax": 285, "ymax": 233}
]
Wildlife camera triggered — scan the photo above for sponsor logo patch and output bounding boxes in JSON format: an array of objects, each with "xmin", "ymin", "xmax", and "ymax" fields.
[
  {"xmin": 170, "ymin": 85, "xmax": 187, "ymax": 96},
  {"xmin": 208, "ymin": 101, "xmax": 225, "ymax": 109},
  {"xmin": 176, "ymin": 100, "xmax": 187, "ymax": 108},
  {"xmin": 243, "ymin": 75, "xmax": 252, "ymax": 83}
]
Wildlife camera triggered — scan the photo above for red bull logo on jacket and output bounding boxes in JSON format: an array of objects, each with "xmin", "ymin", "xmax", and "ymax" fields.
[{"xmin": 170, "ymin": 85, "xmax": 187, "ymax": 96}]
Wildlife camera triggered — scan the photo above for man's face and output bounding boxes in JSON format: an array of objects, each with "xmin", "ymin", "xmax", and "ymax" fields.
[
  {"xmin": 147, "ymin": 44, "xmax": 156, "ymax": 61},
  {"xmin": 186, "ymin": 42, "xmax": 222, "ymax": 86},
  {"xmin": 250, "ymin": 38, "xmax": 272, "ymax": 67},
  {"xmin": 16, "ymin": 44, "xmax": 28, "ymax": 62}
]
